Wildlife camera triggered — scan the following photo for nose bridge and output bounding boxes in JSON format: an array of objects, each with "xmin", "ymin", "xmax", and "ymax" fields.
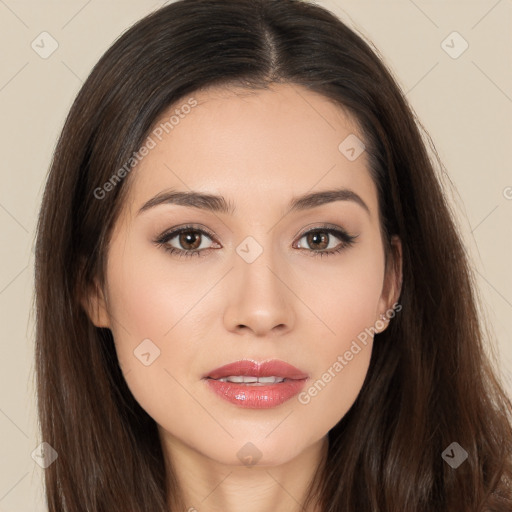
[
  {"xmin": 235, "ymin": 231, "xmax": 284, "ymax": 300},
  {"xmin": 224, "ymin": 230, "xmax": 295, "ymax": 334}
]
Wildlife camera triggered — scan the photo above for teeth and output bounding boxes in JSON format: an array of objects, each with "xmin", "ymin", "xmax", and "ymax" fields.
[
  {"xmin": 216, "ymin": 375, "xmax": 285, "ymax": 384},
  {"xmin": 257, "ymin": 376, "xmax": 284, "ymax": 384}
]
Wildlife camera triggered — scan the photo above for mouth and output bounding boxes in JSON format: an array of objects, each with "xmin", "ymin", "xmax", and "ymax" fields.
[
  {"xmin": 203, "ymin": 359, "xmax": 309, "ymax": 409},
  {"xmin": 208, "ymin": 375, "xmax": 290, "ymax": 385},
  {"xmin": 204, "ymin": 359, "xmax": 309, "ymax": 380}
]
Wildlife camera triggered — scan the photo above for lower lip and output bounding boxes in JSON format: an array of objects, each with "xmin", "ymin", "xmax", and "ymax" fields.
[{"xmin": 204, "ymin": 378, "xmax": 307, "ymax": 409}]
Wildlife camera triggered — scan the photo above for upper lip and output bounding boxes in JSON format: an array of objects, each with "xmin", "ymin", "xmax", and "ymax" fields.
[{"xmin": 205, "ymin": 359, "xmax": 309, "ymax": 380}]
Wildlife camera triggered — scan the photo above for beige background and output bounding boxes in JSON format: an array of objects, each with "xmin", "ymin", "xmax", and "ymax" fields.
[{"xmin": 0, "ymin": 0, "xmax": 511, "ymax": 509}]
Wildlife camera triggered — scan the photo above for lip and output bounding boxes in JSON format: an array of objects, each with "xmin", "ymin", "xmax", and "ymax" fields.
[
  {"xmin": 203, "ymin": 359, "xmax": 309, "ymax": 409},
  {"xmin": 204, "ymin": 359, "xmax": 309, "ymax": 380}
]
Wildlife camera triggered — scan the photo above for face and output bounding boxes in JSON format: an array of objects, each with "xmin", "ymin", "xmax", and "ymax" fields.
[{"xmin": 85, "ymin": 83, "xmax": 401, "ymax": 467}]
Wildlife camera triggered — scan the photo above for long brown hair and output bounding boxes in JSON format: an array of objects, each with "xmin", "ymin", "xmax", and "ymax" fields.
[{"xmin": 34, "ymin": 0, "xmax": 512, "ymax": 510}]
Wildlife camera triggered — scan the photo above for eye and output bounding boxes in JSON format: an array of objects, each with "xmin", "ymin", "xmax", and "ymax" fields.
[
  {"xmin": 154, "ymin": 225, "xmax": 218, "ymax": 258},
  {"xmin": 294, "ymin": 226, "xmax": 358, "ymax": 257},
  {"xmin": 154, "ymin": 224, "xmax": 358, "ymax": 259}
]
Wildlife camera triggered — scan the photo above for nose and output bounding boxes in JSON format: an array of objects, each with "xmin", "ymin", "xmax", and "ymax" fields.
[{"xmin": 223, "ymin": 239, "xmax": 296, "ymax": 337}]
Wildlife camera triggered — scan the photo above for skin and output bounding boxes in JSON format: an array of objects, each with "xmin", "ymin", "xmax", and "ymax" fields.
[{"xmin": 84, "ymin": 83, "xmax": 402, "ymax": 512}]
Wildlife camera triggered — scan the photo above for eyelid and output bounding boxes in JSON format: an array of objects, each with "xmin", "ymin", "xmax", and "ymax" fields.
[
  {"xmin": 154, "ymin": 223, "xmax": 218, "ymax": 244},
  {"xmin": 294, "ymin": 222, "xmax": 349, "ymax": 239}
]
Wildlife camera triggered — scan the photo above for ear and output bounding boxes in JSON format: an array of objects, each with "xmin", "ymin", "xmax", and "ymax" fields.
[
  {"xmin": 80, "ymin": 277, "xmax": 111, "ymax": 328},
  {"xmin": 376, "ymin": 235, "xmax": 403, "ymax": 333}
]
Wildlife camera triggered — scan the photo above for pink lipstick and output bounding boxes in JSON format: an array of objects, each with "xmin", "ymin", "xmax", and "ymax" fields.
[{"xmin": 203, "ymin": 359, "xmax": 308, "ymax": 409}]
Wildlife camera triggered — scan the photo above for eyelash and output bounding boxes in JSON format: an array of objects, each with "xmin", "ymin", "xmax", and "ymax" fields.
[{"xmin": 153, "ymin": 224, "xmax": 358, "ymax": 259}]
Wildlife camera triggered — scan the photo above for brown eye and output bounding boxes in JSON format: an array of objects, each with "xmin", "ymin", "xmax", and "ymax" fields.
[
  {"xmin": 154, "ymin": 225, "xmax": 218, "ymax": 258},
  {"xmin": 295, "ymin": 227, "xmax": 358, "ymax": 257}
]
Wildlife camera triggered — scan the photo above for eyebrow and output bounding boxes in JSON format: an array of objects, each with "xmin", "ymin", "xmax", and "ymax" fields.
[{"xmin": 137, "ymin": 187, "xmax": 370, "ymax": 217}]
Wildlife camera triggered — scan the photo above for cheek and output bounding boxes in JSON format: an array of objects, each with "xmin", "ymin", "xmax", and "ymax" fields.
[
  {"xmin": 302, "ymin": 238, "xmax": 385, "ymax": 347},
  {"xmin": 105, "ymin": 227, "xmax": 205, "ymax": 341},
  {"xmin": 295, "ymin": 244, "xmax": 384, "ymax": 422},
  {"xmin": 103, "ymin": 234, "xmax": 203, "ymax": 382},
  {"xmin": 103, "ymin": 246, "xmax": 207, "ymax": 433},
  {"xmin": 296, "ymin": 297, "xmax": 376, "ymax": 435}
]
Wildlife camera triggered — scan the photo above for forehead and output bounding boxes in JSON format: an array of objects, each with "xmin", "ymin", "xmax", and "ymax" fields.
[{"xmin": 122, "ymin": 83, "xmax": 377, "ymax": 218}]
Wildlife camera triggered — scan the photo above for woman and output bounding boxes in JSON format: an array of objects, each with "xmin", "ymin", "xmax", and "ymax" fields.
[{"xmin": 34, "ymin": 0, "xmax": 512, "ymax": 510}]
